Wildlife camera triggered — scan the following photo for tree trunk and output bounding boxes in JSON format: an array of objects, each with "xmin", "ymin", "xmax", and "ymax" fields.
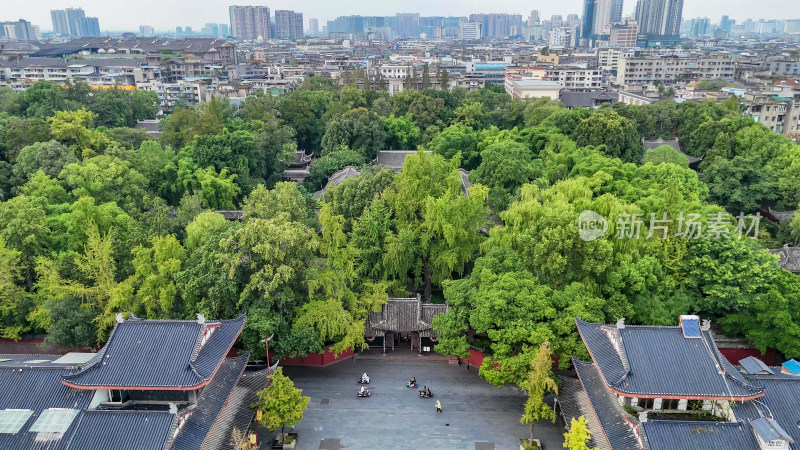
[
  {"xmin": 423, "ymin": 257, "xmax": 432, "ymax": 300},
  {"xmin": 25, "ymin": 268, "xmax": 33, "ymax": 291},
  {"xmin": 281, "ymin": 425, "xmax": 285, "ymax": 443},
  {"xmin": 529, "ymin": 423, "xmax": 534, "ymax": 444}
]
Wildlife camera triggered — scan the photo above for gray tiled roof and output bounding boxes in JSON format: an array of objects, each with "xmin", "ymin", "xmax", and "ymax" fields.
[
  {"xmin": 556, "ymin": 375, "xmax": 608, "ymax": 450},
  {"xmin": 65, "ymin": 410, "xmax": 174, "ymax": 450},
  {"xmin": 201, "ymin": 367, "xmax": 268, "ymax": 450},
  {"xmin": 770, "ymin": 246, "xmax": 800, "ymax": 273},
  {"xmin": 641, "ymin": 138, "xmax": 703, "ymax": 164},
  {"xmin": 577, "ymin": 319, "xmax": 763, "ymax": 399},
  {"xmin": 365, "ymin": 298, "xmax": 447, "ymax": 337},
  {"xmin": 642, "ymin": 421, "xmax": 759, "ymax": 450},
  {"xmin": 573, "ymin": 359, "xmax": 641, "ymax": 450},
  {"xmin": 314, "ymin": 165, "xmax": 362, "ymax": 199},
  {"xmin": 375, "ymin": 150, "xmax": 431, "ymax": 172},
  {"xmin": 172, "ymin": 354, "xmax": 249, "ymax": 450},
  {"xmin": 216, "ymin": 210, "xmax": 244, "ymax": 221},
  {"xmin": 62, "ymin": 315, "xmax": 245, "ymax": 389},
  {"xmin": 737, "ymin": 375, "xmax": 800, "ymax": 449},
  {"xmin": 0, "ymin": 366, "xmax": 94, "ymax": 450}
]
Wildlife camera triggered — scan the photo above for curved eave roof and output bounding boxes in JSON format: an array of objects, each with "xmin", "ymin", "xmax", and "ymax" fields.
[
  {"xmin": 62, "ymin": 315, "xmax": 245, "ymax": 390},
  {"xmin": 576, "ymin": 318, "xmax": 764, "ymax": 400}
]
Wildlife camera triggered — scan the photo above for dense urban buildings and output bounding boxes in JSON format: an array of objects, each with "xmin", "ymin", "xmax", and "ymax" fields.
[{"xmin": 3, "ymin": 2, "xmax": 800, "ymax": 450}]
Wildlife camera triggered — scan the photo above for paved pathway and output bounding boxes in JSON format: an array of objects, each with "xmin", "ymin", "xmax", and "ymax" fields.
[{"xmin": 280, "ymin": 359, "xmax": 565, "ymax": 450}]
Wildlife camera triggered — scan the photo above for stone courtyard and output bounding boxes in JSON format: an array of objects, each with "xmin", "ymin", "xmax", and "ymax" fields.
[{"xmin": 270, "ymin": 356, "xmax": 565, "ymax": 450}]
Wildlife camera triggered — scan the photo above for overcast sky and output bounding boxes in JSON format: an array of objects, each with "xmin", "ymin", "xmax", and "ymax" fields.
[{"xmin": 4, "ymin": 0, "xmax": 799, "ymax": 32}]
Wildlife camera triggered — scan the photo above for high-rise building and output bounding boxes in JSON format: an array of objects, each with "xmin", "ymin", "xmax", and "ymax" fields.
[
  {"xmin": 66, "ymin": 8, "xmax": 86, "ymax": 36},
  {"xmin": 582, "ymin": 0, "xmax": 596, "ymax": 38},
  {"xmin": 551, "ymin": 15, "xmax": 564, "ymax": 28},
  {"xmin": 720, "ymin": 15, "xmax": 734, "ymax": 34},
  {"xmin": 176, "ymin": 26, "xmax": 183, "ymax": 34},
  {"xmin": 460, "ymin": 21, "xmax": 482, "ymax": 40},
  {"xmin": 689, "ymin": 17, "xmax": 710, "ymax": 36},
  {"xmin": 50, "ymin": 8, "xmax": 100, "ymax": 37},
  {"xmin": 0, "ymin": 20, "xmax": 36, "ymax": 40},
  {"xmin": 309, "ymin": 18, "xmax": 319, "ymax": 36},
  {"xmin": 229, "ymin": 5, "xmax": 271, "ymax": 40},
  {"xmin": 528, "ymin": 10, "xmax": 540, "ymax": 26},
  {"xmin": 395, "ymin": 13, "xmax": 420, "ymax": 38},
  {"xmin": 592, "ymin": 0, "xmax": 624, "ymax": 36},
  {"xmin": 275, "ymin": 10, "xmax": 303, "ymax": 40},
  {"xmin": 219, "ymin": 24, "xmax": 229, "ymax": 36},
  {"xmin": 468, "ymin": 13, "xmax": 523, "ymax": 38},
  {"xmin": 139, "ymin": 25, "xmax": 154, "ymax": 36},
  {"xmin": 85, "ymin": 17, "xmax": 100, "ymax": 36},
  {"xmin": 634, "ymin": 0, "xmax": 684, "ymax": 40},
  {"xmin": 51, "ymin": 10, "xmax": 68, "ymax": 35}
]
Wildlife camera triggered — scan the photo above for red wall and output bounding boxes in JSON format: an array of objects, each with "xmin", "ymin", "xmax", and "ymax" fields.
[
  {"xmin": 462, "ymin": 348, "xmax": 488, "ymax": 368},
  {"xmin": 460, "ymin": 348, "xmax": 559, "ymax": 370},
  {"xmin": 277, "ymin": 347, "xmax": 355, "ymax": 366},
  {"xmin": 719, "ymin": 348, "xmax": 777, "ymax": 366}
]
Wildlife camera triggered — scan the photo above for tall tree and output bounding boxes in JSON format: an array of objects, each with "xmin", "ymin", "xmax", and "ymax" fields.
[
  {"xmin": 0, "ymin": 238, "xmax": 32, "ymax": 339},
  {"xmin": 383, "ymin": 152, "xmax": 488, "ymax": 299},
  {"xmin": 520, "ymin": 343, "xmax": 558, "ymax": 447},
  {"xmin": 251, "ymin": 367, "xmax": 310, "ymax": 443}
]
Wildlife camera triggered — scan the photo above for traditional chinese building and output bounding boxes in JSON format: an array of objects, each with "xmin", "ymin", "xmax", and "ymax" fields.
[
  {"xmin": 558, "ymin": 315, "xmax": 800, "ymax": 449},
  {"xmin": 0, "ymin": 313, "xmax": 263, "ymax": 450},
  {"xmin": 365, "ymin": 296, "xmax": 447, "ymax": 353},
  {"xmin": 282, "ymin": 151, "xmax": 314, "ymax": 183}
]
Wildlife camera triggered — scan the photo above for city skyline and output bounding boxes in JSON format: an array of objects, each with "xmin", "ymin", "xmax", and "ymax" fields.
[{"xmin": 2, "ymin": 0, "xmax": 799, "ymax": 32}]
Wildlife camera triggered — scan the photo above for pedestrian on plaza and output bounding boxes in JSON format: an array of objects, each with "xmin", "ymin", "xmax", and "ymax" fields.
[{"xmin": 435, "ymin": 400, "xmax": 442, "ymax": 413}]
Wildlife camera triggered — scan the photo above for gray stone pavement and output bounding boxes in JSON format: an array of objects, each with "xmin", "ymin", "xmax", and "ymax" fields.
[{"xmin": 280, "ymin": 358, "xmax": 565, "ymax": 450}]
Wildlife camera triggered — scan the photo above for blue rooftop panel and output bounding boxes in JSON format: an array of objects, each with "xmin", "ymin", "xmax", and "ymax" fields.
[
  {"xmin": 680, "ymin": 315, "xmax": 701, "ymax": 338},
  {"xmin": 782, "ymin": 359, "xmax": 800, "ymax": 375}
]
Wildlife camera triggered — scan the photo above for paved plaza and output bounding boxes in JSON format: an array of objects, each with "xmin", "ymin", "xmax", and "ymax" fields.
[{"xmin": 278, "ymin": 356, "xmax": 565, "ymax": 450}]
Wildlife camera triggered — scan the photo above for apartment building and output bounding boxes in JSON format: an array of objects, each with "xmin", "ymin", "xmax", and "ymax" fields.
[
  {"xmin": 617, "ymin": 55, "xmax": 735, "ymax": 86},
  {"xmin": 742, "ymin": 91, "xmax": 800, "ymax": 137},
  {"xmin": 598, "ymin": 48, "xmax": 635, "ymax": 71},
  {"xmin": 0, "ymin": 58, "xmax": 158, "ymax": 91},
  {"xmin": 544, "ymin": 66, "xmax": 604, "ymax": 91}
]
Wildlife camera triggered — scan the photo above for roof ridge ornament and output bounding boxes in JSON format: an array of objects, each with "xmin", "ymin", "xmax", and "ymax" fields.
[
  {"xmin": 196, "ymin": 314, "xmax": 205, "ymax": 324},
  {"xmin": 701, "ymin": 319, "xmax": 711, "ymax": 331},
  {"xmin": 616, "ymin": 318, "xmax": 626, "ymax": 329},
  {"xmin": 115, "ymin": 313, "xmax": 124, "ymax": 324}
]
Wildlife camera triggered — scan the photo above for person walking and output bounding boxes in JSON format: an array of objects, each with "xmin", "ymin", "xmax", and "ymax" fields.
[{"xmin": 435, "ymin": 400, "xmax": 442, "ymax": 414}]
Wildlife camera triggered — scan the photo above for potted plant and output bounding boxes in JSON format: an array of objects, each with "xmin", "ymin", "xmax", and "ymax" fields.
[{"xmin": 251, "ymin": 367, "xmax": 310, "ymax": 450}]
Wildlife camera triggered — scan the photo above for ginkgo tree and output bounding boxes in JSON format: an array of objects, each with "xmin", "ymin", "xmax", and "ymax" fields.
[{"xmin": 251, "ymin": 367, "xmax": 309, "ymax": 444}]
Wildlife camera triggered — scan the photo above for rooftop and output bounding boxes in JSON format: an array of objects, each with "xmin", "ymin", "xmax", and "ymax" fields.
[
  {"xmin": 576, "ymin": 318, "xmax": 763, "ymax": 400},
  {"xmin": 62, "ymin": 314, "xmax": 245, "ymax": 390}
]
